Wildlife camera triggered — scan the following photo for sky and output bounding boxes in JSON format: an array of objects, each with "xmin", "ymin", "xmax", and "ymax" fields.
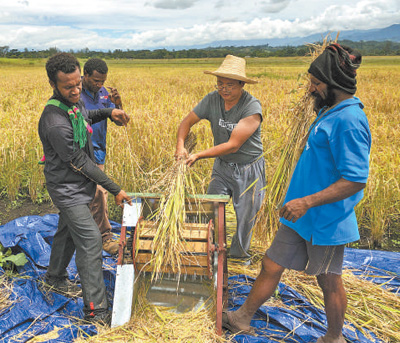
[{"xmin": 0, "ymin": 0, "xmax": 399, "ymax": 51}]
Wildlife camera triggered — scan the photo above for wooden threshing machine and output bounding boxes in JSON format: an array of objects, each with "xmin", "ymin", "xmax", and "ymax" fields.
[{"xmin": 112, "ymin": 193, "xmax": 230, "ymax": 335}]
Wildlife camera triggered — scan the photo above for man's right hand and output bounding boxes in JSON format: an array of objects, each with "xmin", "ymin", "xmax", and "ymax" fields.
[
  {"xmin": 115, "ymin": 190, "xmax": 132, "ymax": 208},
  {"xmin": 111, "ymin": 109, "xmax": 130, "ymax": 126},
  {"xmin": 107, "ymin": 87, "xmax": 123, "ymax": 109},
  {"xmin": 174, "ymin": 146, "xmax": 189, "ymax": 161}
]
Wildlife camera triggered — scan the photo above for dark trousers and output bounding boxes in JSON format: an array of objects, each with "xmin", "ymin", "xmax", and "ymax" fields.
[{"xmin": 47, "ymin": 204, "xmax": 108, "ymax": 311}]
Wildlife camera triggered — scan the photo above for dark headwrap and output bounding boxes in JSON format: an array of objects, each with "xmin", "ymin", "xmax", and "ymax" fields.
[{"xmin": 308, "ymin": 43, "xmax": 362, "ymax": 94}]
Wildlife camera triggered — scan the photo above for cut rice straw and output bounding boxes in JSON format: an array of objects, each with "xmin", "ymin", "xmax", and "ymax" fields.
[
  {"xmin": 228, "ymin": 256, "xmax": 400, "ymax": 343},
  {"xmin": 253, "ymin": 35, "xmax": 339, "ymax": 246},
  {"xmin": 286, "ymin": 269, "xmax": 400, "ymax": 342},
  {"xmin": 0, "ymin": 273, "xmax": 13, "ymax": 312},
  {"xmin": 76, "ymin": 276, "xmax": 230, "ymax": 343}
]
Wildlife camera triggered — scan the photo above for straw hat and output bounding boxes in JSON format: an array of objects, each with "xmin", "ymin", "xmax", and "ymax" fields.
[{"xmin": 204, "ymin": 55, "xmax": 258, "ymax": 84}]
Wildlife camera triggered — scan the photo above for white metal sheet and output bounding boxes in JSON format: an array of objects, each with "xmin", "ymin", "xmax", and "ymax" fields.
[
  {"xmin": 122, "ymin": 198, "xmax": 141, "ymax": 226},
  {"xmin": 111, "ymin": 264, "xmax": 135, "ymax": 327}
]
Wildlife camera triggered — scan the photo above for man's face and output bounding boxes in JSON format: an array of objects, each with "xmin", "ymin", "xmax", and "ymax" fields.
[
  {"xmin": 309, "ymin": 74, "xmax": 336, "ymax": 112},
  {"xmin": 83, "ymin": 70, "xmax": 107, "ymax": 94},
  {"xmin": 50, "ymin": 67, "xmax": 82, "ymax": 104},
  {"xmin": 216, "ymin": 77, "xmax": 244, "ymax": 103}
]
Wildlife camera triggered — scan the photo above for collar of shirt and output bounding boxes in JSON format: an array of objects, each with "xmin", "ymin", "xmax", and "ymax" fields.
[{"xmin": 82, "ymin": 87, "xmax": 99, "ymax": 101}]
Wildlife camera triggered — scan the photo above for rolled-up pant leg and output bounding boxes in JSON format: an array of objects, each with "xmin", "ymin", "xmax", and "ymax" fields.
[{"xmin": 49, "ymin": 204, "xmax": 108, "ymax": 311}]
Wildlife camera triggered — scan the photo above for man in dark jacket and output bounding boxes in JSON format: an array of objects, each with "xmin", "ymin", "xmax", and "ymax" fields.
[{"xmin": 38, "ymin": 52, "xmax": 131, "ymax": 325}]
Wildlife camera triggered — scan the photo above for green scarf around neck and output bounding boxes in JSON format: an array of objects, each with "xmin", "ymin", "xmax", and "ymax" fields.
[{"xmin": 46, "ymin": 99, "xmax": 93, "ymax": 149}]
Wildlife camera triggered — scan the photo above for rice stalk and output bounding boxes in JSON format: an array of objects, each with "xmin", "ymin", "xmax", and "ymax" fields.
[
  {"xmin": 147, "ymin": 160, "xmax": 188, "ymax": 280},
  {"xmin": 252, "ymin": 36, "xmax": 337, "ymax": 246},
  {"xmin": 0, "ymin": 56, "xmax": 398, "ymax": 245},
  {"xmin": 136, "ymin": 133, "xmax": 201, "ymax": 282}
]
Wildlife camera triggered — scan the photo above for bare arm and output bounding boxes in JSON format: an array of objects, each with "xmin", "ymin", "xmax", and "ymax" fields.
[
  {"xmin": 186, "ymin": 113, "xmax": 261, "ymax": 167},
  {"xmin": 175, "ymin": 111, "xmax": 201, "ymax": 159},
  {"xmin": 279, "ymin": 178, "xmax": 366, "ymax": 222}
]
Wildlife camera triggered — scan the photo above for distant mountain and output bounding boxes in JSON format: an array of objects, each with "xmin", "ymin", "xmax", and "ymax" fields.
[{"xmin": 170, "ymin": 24, "xmax": 400, "ymax": 50}]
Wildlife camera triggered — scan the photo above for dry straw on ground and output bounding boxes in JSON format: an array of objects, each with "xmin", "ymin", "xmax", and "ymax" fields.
[
  {"xmin": 229, "ymin": 258, "xmax": 400, "ymax": 343},
  {"xmin": 76, "ymin": 277, "xmax": 229, "ymax": 343},
  {"xmin": 0, "ymin": 273, "xmax": 13, "ymax": 312}
]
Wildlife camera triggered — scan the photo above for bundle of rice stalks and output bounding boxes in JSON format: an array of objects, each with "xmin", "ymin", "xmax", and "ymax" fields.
[
  {"xmin": 252, "ymin": 35, "xmax": 338, "ymax": 246},
  {"xmin": 137, "ymin": 132, "xmax": 202, "ymax": 281}
]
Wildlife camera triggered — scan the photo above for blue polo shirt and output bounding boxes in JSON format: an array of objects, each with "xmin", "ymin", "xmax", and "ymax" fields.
[
  {"xmin": 280, "ymin": 97, "xmax": 371, "ymax": 245},
  {"xmin": 80, "ymin": 87, "xmax": 115, "ymax": 164}
]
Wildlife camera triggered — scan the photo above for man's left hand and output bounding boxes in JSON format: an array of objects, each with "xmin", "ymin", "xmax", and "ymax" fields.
[
  {"xmin": 107, "ymin": 87, "xmax": 123, "ymax": 108},
  {"xmin": 279, "ymin": 198, "xmax": 310, "ymax": 223},
  {"xmin": 111, "ymin": 109, "xmax": 130, "ymax": 126},
  {"xmin": 186, "ymin": 153, "xmax": 199, "ymax": 167}
]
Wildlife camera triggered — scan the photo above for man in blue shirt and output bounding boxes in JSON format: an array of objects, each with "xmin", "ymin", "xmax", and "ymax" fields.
[
  {"xmin": 81, "ymin": 58, "xmax": 124, "ymax": 255},
  {"xmin": 222, "ymin": 44, "xmax": 371, "ymax": 343}
]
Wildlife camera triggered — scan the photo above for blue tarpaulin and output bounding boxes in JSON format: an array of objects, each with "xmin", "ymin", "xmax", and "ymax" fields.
[{"xmin": 0, "ymin": 214, "xmax": 399, "ymax": 342}]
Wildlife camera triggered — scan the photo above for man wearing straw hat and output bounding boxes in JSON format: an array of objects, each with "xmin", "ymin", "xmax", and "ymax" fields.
[
  {"xmin": 222, "ymin": 44, "xmax": 371, "ymax": 343},
  {"xmin": 175, "ymin": 55, "xmax": 265, "ymax": 264}
]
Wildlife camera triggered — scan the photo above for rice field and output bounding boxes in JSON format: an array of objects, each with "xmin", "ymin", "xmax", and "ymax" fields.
[
  {"xmin": 0, "ymin": 54, "xmax": 400, "ymax": 341},
  {"xmin": 0, "ymin": 55, "xmax": 399, "ymax": 248}
]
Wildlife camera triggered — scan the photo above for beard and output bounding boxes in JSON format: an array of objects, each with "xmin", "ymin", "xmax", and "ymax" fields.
[
  {"xmin": 311, "ymin": 87, "xmax": 336, "ymax": 113},
  {"xmin": 54, "ymin": 86, "xmax": 79, "ymax": 105}
]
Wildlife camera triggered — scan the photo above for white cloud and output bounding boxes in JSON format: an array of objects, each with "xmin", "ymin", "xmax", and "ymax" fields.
[
  {"xmin": 259, "ymin": 0, "xmax": 292, "ymax": 14},
  {"xmin": 150, "ymin": 0, "xmax": 199, "ymax": 10},
  {"xmin": 0, "ymin": 0, "xmax": 399, "ymax": 50}
]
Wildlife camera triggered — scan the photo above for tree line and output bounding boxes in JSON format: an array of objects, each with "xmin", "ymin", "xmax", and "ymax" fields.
[{"xmin": 1, "ymin": 40, "xmax": 399, "ymax": 60}]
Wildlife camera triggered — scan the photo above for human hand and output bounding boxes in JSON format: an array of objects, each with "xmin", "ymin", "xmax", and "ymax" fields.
[
  {"xmin": 115, "ymin": 190, "xmax": 132, "ymax": 208},
  {"xmin": 279, "ymin": 198, "xmax": 310, "ymax": 223},
  {"xmin": 174, "ymin": 147, "xmax": 189, "ymax": 161},
  {"xmin": 186, "ymin": 153, "xmax": 199, "ymax": 167},
  {"xmin": 107, "ymin": 87, "xmax": 123, "ymax": 108},
  {"xmin": 111, "ymin": 109, "xmax": 130, "ymax": 126}
]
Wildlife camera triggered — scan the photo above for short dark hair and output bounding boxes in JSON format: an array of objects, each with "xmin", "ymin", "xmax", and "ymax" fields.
[
  {"xmin": 46, "ymin": 53, "xmax": 80, "ymax": 85},
  {"xmin": 83, "ymin": 58, "xmax": 108, "ymax": 76}
]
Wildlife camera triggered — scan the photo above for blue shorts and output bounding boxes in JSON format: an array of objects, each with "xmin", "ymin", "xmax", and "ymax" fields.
[{"xmin": 267, "ymin": 224, "xmax": 345, "ymax": 275}]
